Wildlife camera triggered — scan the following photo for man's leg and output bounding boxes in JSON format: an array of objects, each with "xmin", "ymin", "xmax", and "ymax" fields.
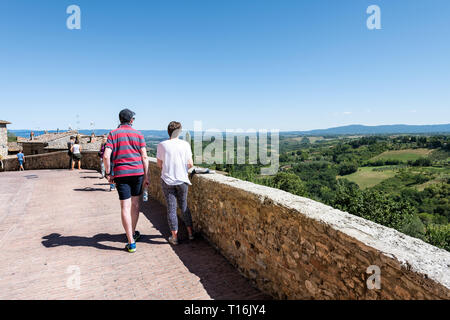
[
  {"xmin": 120, "ymin": 198, "xmax": 134, "ymax": 244},
  {"xmin": 130, "ymin": 196, "xmax": 140, "ymax": 235}
]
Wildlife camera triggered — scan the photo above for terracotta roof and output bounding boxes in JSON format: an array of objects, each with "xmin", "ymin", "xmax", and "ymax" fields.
[
  {"xmin": 21, "ymin": 131, "xmax": 77, "ymax": 143},
  {"xmin": 0, "ymin": 120, "xmax": 11, "ymax": 124},
  {"xmin": 44, "ymin": 135, "xmax": 103, "ymax": 151}
]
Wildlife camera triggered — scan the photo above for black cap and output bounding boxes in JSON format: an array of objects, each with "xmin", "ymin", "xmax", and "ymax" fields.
[{"xmin": 119, "ymin": 108, "xmax": 136, "ymax": 123}]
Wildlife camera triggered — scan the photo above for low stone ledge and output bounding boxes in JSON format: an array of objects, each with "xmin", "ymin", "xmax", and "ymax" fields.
[
  {"xmin": 149, "ymin": 157, "xmax": 449, "ymax": 299},
  {"xmin": 0, "ymin": 151, "xmax": 101, "ymax": 171}
]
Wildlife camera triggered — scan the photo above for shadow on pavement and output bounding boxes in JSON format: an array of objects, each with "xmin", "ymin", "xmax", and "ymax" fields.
[
  {"xmin": 140, "ymin": 198, "xmax": 271, "ymax": 300},
  {"xmin": 41, "ymin": 232, "xmax": 166, "ymax": 251},
  {"xmin": 73, "ymin": 187, "xmax": 108, "ymax": 192}
]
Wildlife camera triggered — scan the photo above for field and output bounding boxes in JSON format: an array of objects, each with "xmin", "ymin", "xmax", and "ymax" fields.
[
  {"xmin": 370, "ymin": 148, "xmax": 432, "ymax": 162},
  {"xmin": 338, "ymin": 166, "xmax": 398, "ymax": 189},
  {"xmin": 290, "ymin": 136, "xmax": 325, "ymax": 143}
]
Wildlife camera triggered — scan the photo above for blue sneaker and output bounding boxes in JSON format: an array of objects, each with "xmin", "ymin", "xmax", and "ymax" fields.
[
  {"xmin": 133, "ymin": 230, "xmax": 141, "ymax": 242},
  {"xmin": 125, "ymin": 242, "xmax": 136, "ymax": 253}
]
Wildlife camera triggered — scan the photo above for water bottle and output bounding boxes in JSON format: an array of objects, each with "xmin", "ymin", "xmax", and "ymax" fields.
[{"xmin": 143, "ymin": 190, "xmax": 148, "ymax": 202}]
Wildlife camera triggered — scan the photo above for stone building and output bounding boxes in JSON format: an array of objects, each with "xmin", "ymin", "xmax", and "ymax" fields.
[
  {"xmin": 0, "ymin": 120, "xmax": 11, "ymax": 159},
  {"xmin": 19, "ymin": 130, "xmax": 103, "ymax": 155}
]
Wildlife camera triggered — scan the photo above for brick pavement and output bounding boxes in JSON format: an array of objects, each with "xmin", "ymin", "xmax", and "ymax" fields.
[{"xmin": 0, "ymin": 169, "xmax": 271, "ymax": 300}]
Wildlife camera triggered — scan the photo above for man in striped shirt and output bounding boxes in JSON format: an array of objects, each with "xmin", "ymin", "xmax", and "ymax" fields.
[{"xmin": 103, "ymin": 108, "xmax": 149, "ymax": 253}]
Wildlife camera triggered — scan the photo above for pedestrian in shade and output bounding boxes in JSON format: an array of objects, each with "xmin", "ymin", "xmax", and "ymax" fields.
[{"xmin": 156, "ymin": 121, "xmax": 194, "ymax": 245}]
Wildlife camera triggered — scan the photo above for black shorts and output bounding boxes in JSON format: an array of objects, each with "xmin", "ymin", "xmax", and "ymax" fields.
[{"xmin": 114, "ymin": 175, "xmax": 144, "ymax": 200}]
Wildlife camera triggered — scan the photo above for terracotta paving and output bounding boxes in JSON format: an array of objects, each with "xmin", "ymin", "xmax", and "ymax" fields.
[{"xmin": 0, "ymin": 169, "xmax": 270, "ymax": 300}]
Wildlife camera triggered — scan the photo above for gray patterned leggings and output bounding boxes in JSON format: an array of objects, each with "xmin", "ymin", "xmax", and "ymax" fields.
[{"xmin": 161, "ymin": 179, "xmax": 193, "ymax": 232}]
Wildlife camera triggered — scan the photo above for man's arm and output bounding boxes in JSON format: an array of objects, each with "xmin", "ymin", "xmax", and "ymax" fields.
[
  {"xmin": 157, "ymin": 158, "xmax": 163, "ymax": 169},
  {"xmin": 186, "ymin": 143, "xmax": 194, "ymax": 170},
  {"xmin": 140, "ymin": 147, "xmax": 149, "ymax": 186},
  {"xmin": 103, "ymin": 148, "xmax": 112, "ymax": 182}
]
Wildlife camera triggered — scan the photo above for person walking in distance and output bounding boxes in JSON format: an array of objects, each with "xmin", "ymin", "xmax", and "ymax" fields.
[
  {"xmin": 99, "ymin": 135, "xmax": 116, "ymax": 191},
  {"xmin": 71, "ymin": 136, "xmax": 82, "ymax": 170},
  {"xmin": 98, "ymin": 136, "xmax": 107, "ymax": 178},
  {"xmin": 157, "ymin": 121, "xmax": 194, "ymax": 245},
  {"xmin": 17, "ymin": 149, "xmax": 25, "ymax": 171},
  {"xmin": 67, "ymin": 136, "xmax": 75, "ymax": 169},
  {"xmin": 103, "ymin": 109, "xmax": 149, "ymax": 253}
]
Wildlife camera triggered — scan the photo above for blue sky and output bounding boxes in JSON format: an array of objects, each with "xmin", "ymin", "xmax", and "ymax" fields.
[{"xmin": 1, "ymin": 0, "xmax": 449, "ymax": 131}]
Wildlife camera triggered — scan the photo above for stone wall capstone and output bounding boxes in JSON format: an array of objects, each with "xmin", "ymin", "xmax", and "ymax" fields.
[{"xmin": 147, "ymin": 157, "xmax": 450, "ymax": 300}]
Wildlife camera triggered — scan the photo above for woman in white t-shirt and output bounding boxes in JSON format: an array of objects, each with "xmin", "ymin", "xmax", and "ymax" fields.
[
  {"xmin": 71, "ymin": 136, "xmax": 82, "ymax": 170},
  {"xmin": 157, "ymin": 121, "xmax": 194, "ymax": 245}
]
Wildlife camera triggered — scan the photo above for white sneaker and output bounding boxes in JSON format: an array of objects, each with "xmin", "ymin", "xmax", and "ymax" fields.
[{"xmin": 168, "ymin": 236, "xmax": 178, "ymax": 245}]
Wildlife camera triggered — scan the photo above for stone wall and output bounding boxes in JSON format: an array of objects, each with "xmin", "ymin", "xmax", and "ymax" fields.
[
  {"xmin": 147, "ymin": 158, "xmax": 450, "ymax": 300},
  {"xmin": 0, "ymin": 151, "xmax": 101, "ymax": 172},
  {"xmin": 0, "ymin": 124, "xmax": 7, "ymax": 159}
]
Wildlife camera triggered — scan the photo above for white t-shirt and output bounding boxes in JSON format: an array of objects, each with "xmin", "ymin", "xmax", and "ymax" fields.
[
  {"xmin": 156, "ymin": 138, "xmax": 193, "ymax": 185},
  {"xmin": 72, "ymin": 144, "xmax": 81, "ymax": 154}
]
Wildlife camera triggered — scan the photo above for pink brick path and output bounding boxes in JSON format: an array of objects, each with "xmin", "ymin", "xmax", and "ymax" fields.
[{"xmin": 0, "ymin": 169, "xmax": 270, "ymax": 300}]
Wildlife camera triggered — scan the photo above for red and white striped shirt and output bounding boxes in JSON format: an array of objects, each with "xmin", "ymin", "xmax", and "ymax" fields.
[{"xmin": 105, "ymin": 125, "xmax": 146, "ymax": 178}]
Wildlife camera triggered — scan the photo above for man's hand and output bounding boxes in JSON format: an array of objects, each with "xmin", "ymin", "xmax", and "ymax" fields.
[
  {"xmin": 107, "ymin": 175, "xmax": 114, "ymax": 184},
  {"xmin": 143, "ymin": 176, "xmax": 150, "ymax": 187}
]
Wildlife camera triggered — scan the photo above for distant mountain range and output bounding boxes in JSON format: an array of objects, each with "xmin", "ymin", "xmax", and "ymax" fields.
[
  {"xmin": 284, "ymin": 124, "xmax": 450, "ymax": 135},
  {"xmin": 9, "ymin": 123, "xmax": 450, "ymax": 138}
]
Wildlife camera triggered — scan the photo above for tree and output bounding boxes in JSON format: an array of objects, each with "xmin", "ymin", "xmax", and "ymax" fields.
[
  {"xmin": 271, "ymin": 172, "xmax": 307, "ymax": 197},
  {"xmin": 331, "ymin": 181, "xmax": 416, "ymax": 231},
  {"xmin": 425, "ymin": 224, "xmax": 450, "ymax": 251},
  {"xmin": 337, "ymin": 162, "xmax": 358, "ymax": 175},
  {"xmin": 7, "ymin": 131, "xmax": 17, "ymax": 142}
]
